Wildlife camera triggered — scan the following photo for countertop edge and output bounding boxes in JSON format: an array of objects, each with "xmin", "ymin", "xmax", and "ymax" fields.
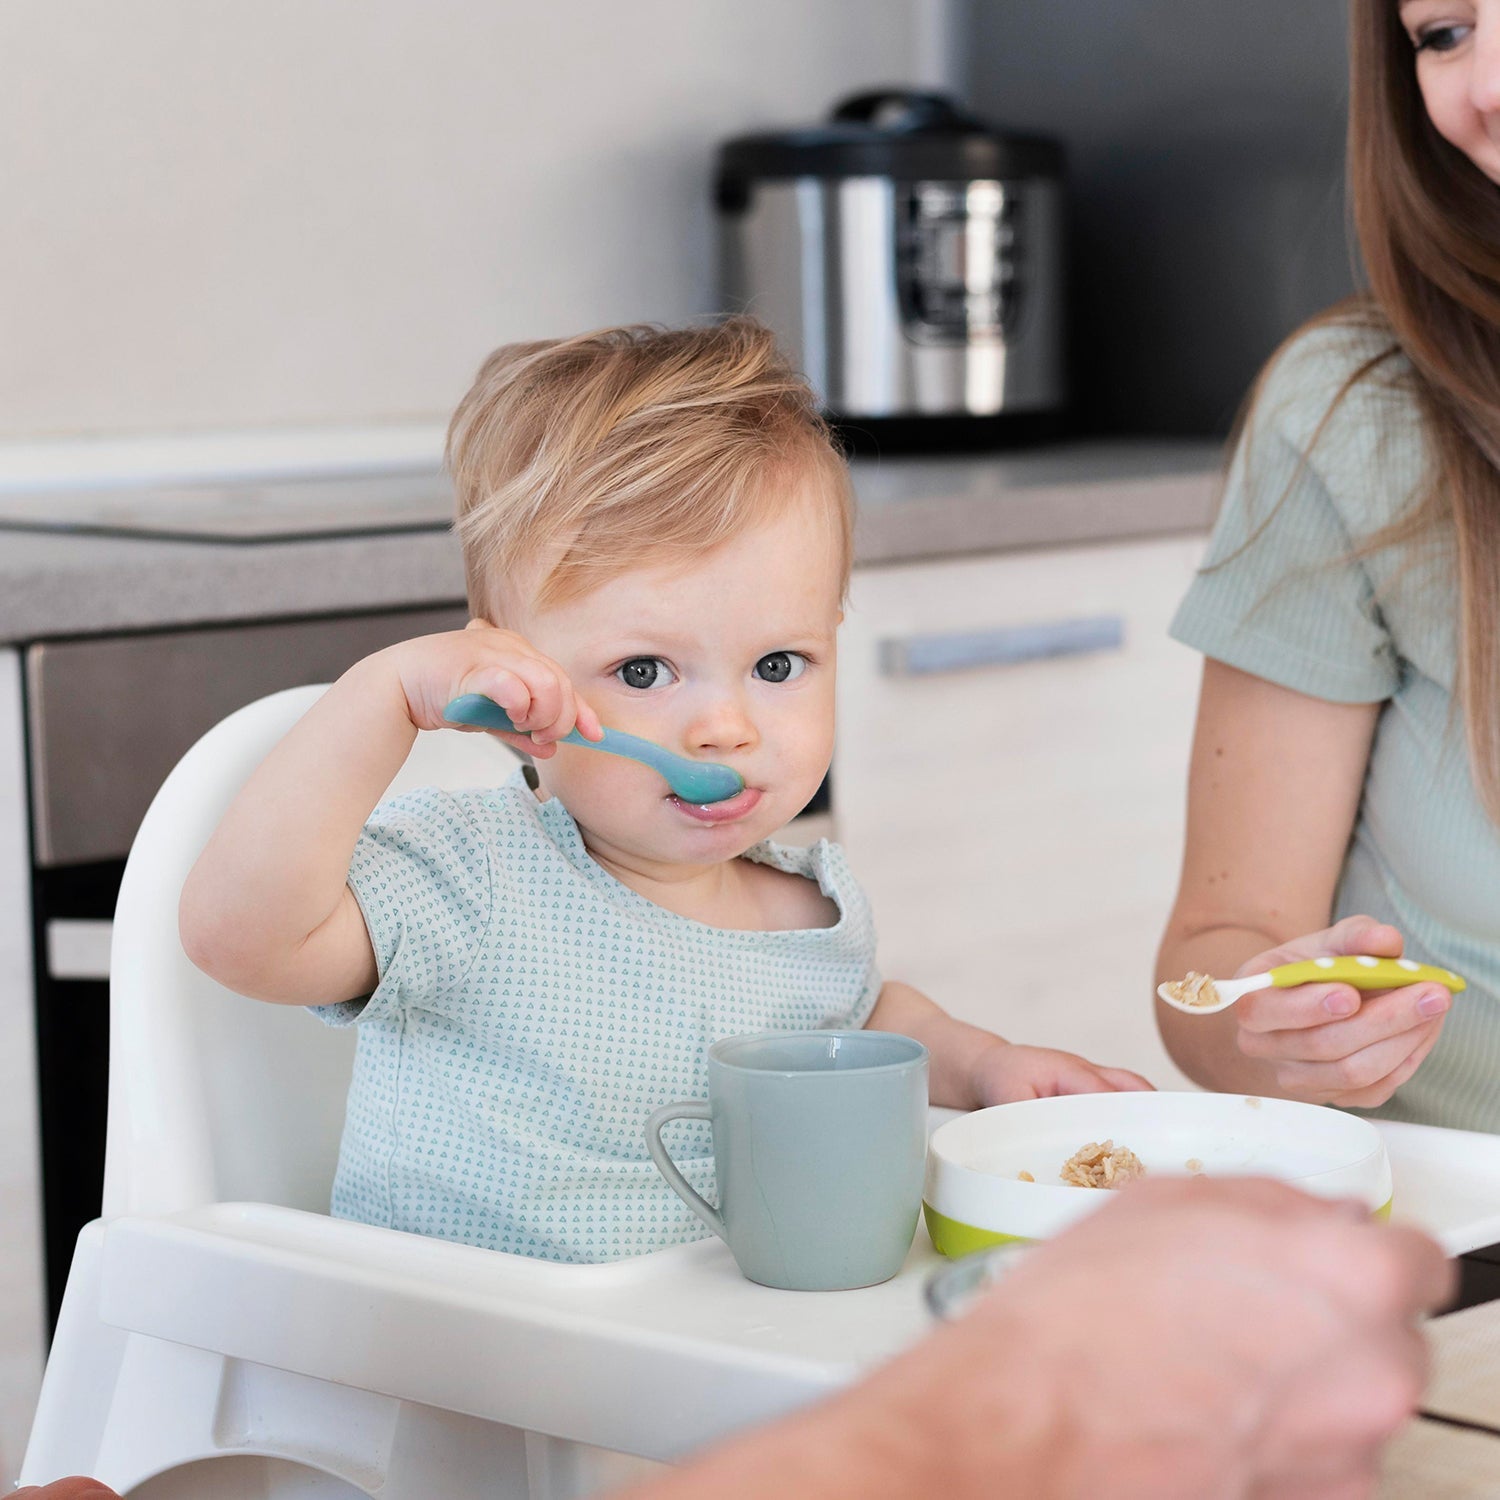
[{"xmin": 0, "ymin": 452, "xmax": 1224, "ymax": 644}]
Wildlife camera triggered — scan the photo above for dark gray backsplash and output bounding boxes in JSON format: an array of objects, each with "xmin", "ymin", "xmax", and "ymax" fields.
[{"xmin": 962, "ymin": 2, "xmax": 1354, "ymax": 435}]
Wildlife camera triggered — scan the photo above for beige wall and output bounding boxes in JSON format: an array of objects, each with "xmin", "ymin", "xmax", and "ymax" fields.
[{"xmin": 0, "ymin": 1, "xmax": 938, "ymax": 440}]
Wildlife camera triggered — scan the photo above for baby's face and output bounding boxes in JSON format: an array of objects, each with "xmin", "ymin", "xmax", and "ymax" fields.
[{"xmin": 506, "ymin": 496, "xmax": 841, "ymax": 870}]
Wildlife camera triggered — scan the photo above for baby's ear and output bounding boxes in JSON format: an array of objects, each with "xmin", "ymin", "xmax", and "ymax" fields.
[{"xmin": 465, "ymin": 616, "xmax": 493, "ymax": 631}]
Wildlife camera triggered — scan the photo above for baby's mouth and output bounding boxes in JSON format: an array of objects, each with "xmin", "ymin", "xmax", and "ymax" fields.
[{"xmin": 667, "ymin": 787, "xmax": 763, "ymax": 824}]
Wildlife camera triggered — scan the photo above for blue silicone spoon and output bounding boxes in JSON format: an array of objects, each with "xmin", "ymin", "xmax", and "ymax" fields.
[{"xmin": 442, "ymin": 693, "xmax": 745, "ymax": 805}]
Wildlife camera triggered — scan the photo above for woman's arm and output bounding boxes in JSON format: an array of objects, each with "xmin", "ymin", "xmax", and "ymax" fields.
[{"xmin": 1156, "ymin": 659, "xmax": 1448, "ymax": 1104}]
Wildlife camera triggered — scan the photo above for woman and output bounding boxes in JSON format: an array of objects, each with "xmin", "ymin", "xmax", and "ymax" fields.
[{"xmin": 1158, "ymin": 0, "xmax": 1500, "ymax": 1127}]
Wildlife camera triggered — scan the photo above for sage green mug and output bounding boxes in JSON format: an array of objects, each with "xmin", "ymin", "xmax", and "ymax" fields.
[{"xmin": 644, "ymin": 1030, "xmax": 929, "ymax": 1291}]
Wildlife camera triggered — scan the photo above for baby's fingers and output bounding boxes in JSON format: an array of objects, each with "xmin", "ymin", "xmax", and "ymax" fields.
[
  {"xmin": 1098, "ymin": 1065, "xmax": 1155, "ymax": 1093},
  {"xmin": 466, "ymin": 659, "xmax": 568, "ymax": 739},
  {"xmin": 461, "ymin": 666, "xmax": 536, "ymax": 727},
  {"xmin": 1045, "ymin": 1054, "xmax": 1152, "ymax": 1096},
  {"xmin": 569, "ymin": 695, "xmax": 604, "ymax": 743}
]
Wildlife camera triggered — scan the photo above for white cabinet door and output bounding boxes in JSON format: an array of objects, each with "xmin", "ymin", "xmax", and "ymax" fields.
[{"xmin": 835, "ymin": 535, "xmax": 1207, "ymax": 1091}]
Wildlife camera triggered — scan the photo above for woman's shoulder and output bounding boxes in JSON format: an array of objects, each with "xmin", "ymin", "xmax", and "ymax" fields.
[
  {"xmin": 1242, "ymin": 309, "xmax": 1428, "ymax": 529},
  {"xmin": 1252, "ymin": 312, "xmax": 1417, "ymax": 453}
]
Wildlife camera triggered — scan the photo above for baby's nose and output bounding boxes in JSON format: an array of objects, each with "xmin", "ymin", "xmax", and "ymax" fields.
[{"xmin": 687, "ymin": 695, "xmax": 758, "ymax": 755}]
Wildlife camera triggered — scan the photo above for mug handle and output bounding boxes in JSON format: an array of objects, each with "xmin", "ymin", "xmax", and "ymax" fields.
[{"xmin": 644, "ymin": 1100, "xmax": 726, "ymax": 1240}]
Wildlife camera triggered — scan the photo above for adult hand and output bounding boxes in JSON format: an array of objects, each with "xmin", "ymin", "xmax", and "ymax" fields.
[
  {"xmin": 622, "ymin": 1177, "xmax": 1450, "ymax": 1500},
  {"xmin": 1229, "ymin": 916, "xmax": 1451, "ymax": 1107},
  {"xmin": 943, "ymin": 1177, "xmax": 1450, "ymax": 1499},
  {"xmin": 14, "ymin": 1481, "xmax": 122, "ymax": 1499}
]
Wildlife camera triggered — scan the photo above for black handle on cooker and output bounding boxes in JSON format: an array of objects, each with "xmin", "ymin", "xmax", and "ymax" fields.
[{"xmin": 829, "ymin": 89, "xmax": 975, "ymax": 134}]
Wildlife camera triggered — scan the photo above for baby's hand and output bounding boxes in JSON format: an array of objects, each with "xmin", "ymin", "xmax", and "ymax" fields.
[
  {"xmin": 972, "ymin": 1042, "xmax": 1153, "ymax": 1105},
  {"xmin": 384, "ymin": 621, "xmax": 603, "ymax": 756}
]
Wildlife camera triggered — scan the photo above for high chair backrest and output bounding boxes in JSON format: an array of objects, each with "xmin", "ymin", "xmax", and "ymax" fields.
[{"xmin": 102, "ymin": 684, "xmax": 516, "ymax": 1218}]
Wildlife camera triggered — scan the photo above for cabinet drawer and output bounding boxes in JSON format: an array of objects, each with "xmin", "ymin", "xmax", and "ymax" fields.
[
  {"xmin": 27, "ymin": 605, "xmax": 467, "ymax": 866},
  {"xmin": 835, "ymin": 536, "xmax": 1207, "ymax": 1087}
]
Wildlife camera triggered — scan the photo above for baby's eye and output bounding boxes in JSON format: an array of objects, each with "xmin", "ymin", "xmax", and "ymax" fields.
[
  {"xmin": 753, "ymin": 651, "xmax": 806, "ymax": 684},
  {"xmin": 1415, "ymin": 22, "xmax": 1472, "ymax": 52},
  {"xmin": 616, "ymin": 656, "xmax": 677, "ymax": 690}
]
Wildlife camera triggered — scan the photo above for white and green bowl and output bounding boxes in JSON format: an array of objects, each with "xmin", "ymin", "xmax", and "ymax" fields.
[{"xmin": 924, "ymin": 1091, "xmax": 1393, "ymax": 1257}]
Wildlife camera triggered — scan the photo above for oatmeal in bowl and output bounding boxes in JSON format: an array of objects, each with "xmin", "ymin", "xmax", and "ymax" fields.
[{"xmin": 923, "ymin": 1091, "xmax": 1392, "ymax": 1257}]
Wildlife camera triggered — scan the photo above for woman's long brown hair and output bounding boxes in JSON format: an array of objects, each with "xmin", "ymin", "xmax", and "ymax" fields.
[{"xmin": 1345, "ymin": 0, "xmax": 1500, "ymax": 821}]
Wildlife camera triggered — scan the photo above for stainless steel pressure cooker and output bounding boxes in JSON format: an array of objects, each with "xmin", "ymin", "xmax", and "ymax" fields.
[{"xmin": 716, "ymin": 90, "xmax": 1066, "ymax": 452}]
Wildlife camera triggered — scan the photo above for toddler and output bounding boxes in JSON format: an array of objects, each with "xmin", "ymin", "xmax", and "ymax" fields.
[{"xmin": 180, "ymin": 319, "xmax": 1150, "ymax": 1263}]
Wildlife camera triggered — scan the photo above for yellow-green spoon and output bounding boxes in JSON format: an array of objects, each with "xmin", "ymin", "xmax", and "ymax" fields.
[{"xmin": 1158, "ymin": 956, "xmax": 1467, "ymax": 1016}]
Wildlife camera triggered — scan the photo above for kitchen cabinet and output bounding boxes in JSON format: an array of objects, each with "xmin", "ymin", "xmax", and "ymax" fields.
[
  {"xmin": 834, "ymin": 533, "xmax": 1208, "ymax": 1090},
  {"xmin": 0, "ymin": 649, "xmax": 44, "ymax": 1480}
]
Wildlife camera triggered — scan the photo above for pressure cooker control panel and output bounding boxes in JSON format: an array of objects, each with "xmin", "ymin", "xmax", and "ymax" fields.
[{"xmin": 898, "ymin": 180, "xmax": 1020, "ymax": 344}]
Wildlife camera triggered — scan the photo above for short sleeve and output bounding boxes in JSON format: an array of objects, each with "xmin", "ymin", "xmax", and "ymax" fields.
[
  {"xmin": 309, "ymin": 788, "xmax": 493, "ymax": 1028},
  {"xmin": 1171, "ymin": 350, "xmax": 1401, "ymax": 704},
  {"xmin": 818, "ymin": 842, "xmax": 884, "ymax": 1028},
  {"xmin": 842, "ymin": 874, "xmax": 884, "ymax": 1026},
  {"xmin": 852, "ymin": 958, "xmax": 884, "ymax": 1027}
]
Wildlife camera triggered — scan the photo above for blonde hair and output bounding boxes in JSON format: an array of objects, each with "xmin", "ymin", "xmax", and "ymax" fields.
[{"xmin": 447, "ymin": 317, "xmax": 853, "ymax": 616}]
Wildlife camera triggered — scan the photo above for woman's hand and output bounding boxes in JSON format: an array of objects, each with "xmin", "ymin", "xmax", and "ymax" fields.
[
  {"xmin": 1229, "ymin": 915, "xmax": 1452, "ymax": 1108},
  {"xmin": 387, "ymin": 620, "xmax": 603, "ymax": 755}
]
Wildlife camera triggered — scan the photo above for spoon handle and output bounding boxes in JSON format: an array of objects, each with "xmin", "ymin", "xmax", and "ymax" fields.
[
  {"xmin": 1268, "ymin": 957, "xmax": 1467, "ymax": 993},
  {"xmin": 439, "ymin": 693, "xmax": 744, "ymax": 804},
  {"xmin": 442, "ymin": 693, "xmax": 668, "ymax": 772},
  {"xmin": 442, "ymin": 692, "xmax": 591, "ymax": 746},
  {"xmin": 441, "ymin": 692, "xmax": 685, "ymax": 762}
]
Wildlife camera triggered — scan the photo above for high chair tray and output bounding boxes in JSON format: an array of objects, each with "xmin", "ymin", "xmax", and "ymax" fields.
[
  {"xmin": 95, "ymin": 1201, "xmax": 942, "ymax": 1463},
  {"xmin": 1377, "ymin": 1119, "xmax": 1500, "ymax": 1256},
  {"xmin": 90, "ymin": 1116, "xmax": 1500, "ymax": 1466}
]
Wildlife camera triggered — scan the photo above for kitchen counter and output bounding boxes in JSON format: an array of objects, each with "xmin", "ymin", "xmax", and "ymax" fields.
[{"xmin": 0, "ymin": 440, "xmax": 1221, "ymax": 644}]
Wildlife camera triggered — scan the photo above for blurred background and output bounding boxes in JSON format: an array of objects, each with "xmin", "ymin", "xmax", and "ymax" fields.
[{"xmin": 0, "ymin": 0, "xmax": 1349, "ymax": 448}]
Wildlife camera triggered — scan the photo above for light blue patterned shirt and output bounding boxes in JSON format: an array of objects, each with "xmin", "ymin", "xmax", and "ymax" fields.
[{"xmin": 312, "ymin": 769, "xmax": 881, "ymax": 1261}]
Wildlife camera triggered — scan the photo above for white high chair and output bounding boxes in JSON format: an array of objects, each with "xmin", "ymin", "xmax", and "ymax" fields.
[{"xmin": 18, "ymin": 686, "xmax": 746, "ymax": 1498}]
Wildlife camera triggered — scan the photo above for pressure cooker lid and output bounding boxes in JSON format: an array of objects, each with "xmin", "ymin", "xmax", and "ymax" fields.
[{"xmin": 717, "ymin": 89, "xmax": 1063, "ymax": 182}]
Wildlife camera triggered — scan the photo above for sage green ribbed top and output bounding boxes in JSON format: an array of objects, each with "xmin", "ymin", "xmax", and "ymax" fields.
[{"xmin": 1171, "ymin": 320, "xmax": 1500, "ymax": 1131}]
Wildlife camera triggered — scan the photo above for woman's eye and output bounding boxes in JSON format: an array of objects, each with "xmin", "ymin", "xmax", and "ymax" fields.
[
  {"xmin": 754, "ymin": 651, "xmax": 806, "ymax": 684},
  {"xmin": 616, "ymin": 657, "xmax": 677, "ymax": 690},
  {"xmin": 1415, "ymin": 23, "xmax": 1472, "ymax": 52}
]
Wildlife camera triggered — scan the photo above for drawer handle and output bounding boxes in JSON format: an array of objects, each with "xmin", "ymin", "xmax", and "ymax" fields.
[{"xmin": 878, "ymin": 616, "xmax": 1125, "ymax": 677}]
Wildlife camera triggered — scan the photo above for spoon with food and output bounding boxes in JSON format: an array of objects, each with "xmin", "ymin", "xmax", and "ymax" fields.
[{"xmin": 1158, "ymin": 956, "xmax": 1467, "ymax": 1016}]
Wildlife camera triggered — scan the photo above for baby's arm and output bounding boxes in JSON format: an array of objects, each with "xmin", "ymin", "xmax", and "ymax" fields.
[
  {"xmin": 867, "ymin": 981, "xmax": 1152, "ymax": 1106},
  {"xmin": 178, "ymin": 622, "xmax": 600, "ymax": 1006}
]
